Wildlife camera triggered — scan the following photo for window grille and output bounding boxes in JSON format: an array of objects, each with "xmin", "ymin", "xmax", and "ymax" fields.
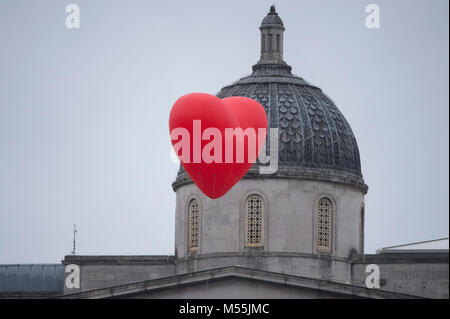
[
  {"xmin": 317, "ymin": 197, "xmax": 333, "ymax": 252},
  {"xmin": 188, "ymin": 199, "xmax": 200, "ymax": 252},
  {"xmin": 245, "ymin": 194, "xmax": 264, "ymax": 247}
]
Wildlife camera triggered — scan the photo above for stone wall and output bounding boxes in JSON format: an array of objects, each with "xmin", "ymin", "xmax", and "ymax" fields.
[
  {"xmin": 62, "ymin": 252, "xmax": 449, "ymax": 298},
  {"xmin": 62, "ymin": 256, "xmax": 176, "ymax": 294},
  {"xmin": 351, "ymin": 253, "xmax": 449, "ymax": 299},
  {"xmin": 175, "ymin": 179, "xmax": 364, "ymax": 260}
]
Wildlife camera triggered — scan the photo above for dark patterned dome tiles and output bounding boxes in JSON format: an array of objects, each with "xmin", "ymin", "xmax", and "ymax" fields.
[
  {"xmin": 174, "ymin": 63, "xmax": 367, "ymax": 193},
  {"xmin": 216, "ymin": 64, "xmax": 362, "ymax": 176}
]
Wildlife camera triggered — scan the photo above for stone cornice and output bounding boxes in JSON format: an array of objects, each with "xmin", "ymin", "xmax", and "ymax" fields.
[
  {"xmin": 351, "ymin": 252, "xmax": 449, "ymax": 264},
  {"xmin": 57, "ymin": 265, "xmax": 423, "ymax": 299},
  {"xmin": 62, "ymin": 255, "xmax": 175, "ymax": 265},
  {"xmin": 172, "ymin": 166, "xmax": 368, "ymax": 194}
]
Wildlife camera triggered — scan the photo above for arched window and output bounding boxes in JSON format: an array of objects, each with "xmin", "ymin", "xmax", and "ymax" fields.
[
  {"xmin": 245, "ymin": 194, "xmax": 264, "ymax": 247},
  {"xmin": 316, "ymin": 197, "xmax": 333, "ymax": 253},
  {"xmin": 187, "ymin": 199, "xmax": 200, "ymax": 253}
]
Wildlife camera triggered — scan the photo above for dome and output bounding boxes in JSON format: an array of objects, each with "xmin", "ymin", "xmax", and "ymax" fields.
[
  {"xmin": 173, "ymin": 7, "xmax": 367, "ymax": 193},
  {"xmin": 260, "ymin": 5, "xmax": 284, "ymax": 29}
]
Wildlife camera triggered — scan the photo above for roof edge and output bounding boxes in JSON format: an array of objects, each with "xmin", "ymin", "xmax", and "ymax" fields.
[{"xmin": 57, "ymin": 265, "xmax": 422, "ymax": 299}]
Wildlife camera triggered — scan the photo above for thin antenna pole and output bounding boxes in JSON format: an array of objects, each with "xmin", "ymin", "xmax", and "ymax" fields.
[{"xmin": 71, "ymin": 224, "xmax": 77, "ymax": 255}]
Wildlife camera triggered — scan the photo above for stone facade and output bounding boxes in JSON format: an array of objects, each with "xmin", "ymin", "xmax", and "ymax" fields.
[
  {"xmin": 60, "ymin": 252, "xmax": 448, "ymax": 299},
  {"xmin": 174, "ymin": 179, "xmax": 364, "ymax": 263}
]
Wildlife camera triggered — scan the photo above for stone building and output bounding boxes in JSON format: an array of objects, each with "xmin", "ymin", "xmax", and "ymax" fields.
[{"xmin": 0, "ymin": 6, "xmax": 448, "ymax": 299}]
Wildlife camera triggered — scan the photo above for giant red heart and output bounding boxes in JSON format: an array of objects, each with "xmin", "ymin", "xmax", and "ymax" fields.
[{"xmin": 169, "ymin": 93, "xmax": 268, "ymax": 199}]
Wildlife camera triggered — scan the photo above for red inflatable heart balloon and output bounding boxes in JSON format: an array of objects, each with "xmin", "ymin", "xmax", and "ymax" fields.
[{"xmin": 169, "ymin": 93, "xmax": 268, "ymax": 199}]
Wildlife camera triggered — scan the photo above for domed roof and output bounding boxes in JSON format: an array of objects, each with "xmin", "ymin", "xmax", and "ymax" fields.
[
  {"xmin": 173, "ymin": 7, "xmax": 367, "ymax": 193},
  {"xmin": 260, "ymin": 5, "xmax": 284, "ymax": 29}
]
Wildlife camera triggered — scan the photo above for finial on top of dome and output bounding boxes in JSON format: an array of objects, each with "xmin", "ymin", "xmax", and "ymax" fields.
[
  {"xmin": 269, "ymin": 5, "xmax": 277, "ymax": 15},
  {"xmin": 258, "ymin": 4, "xmax": 285, "ymax": 64}
]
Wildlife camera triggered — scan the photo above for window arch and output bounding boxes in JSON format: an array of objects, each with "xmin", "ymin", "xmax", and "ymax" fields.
[
  {"xmin": 187, "ymin": 198, "xmax": 200, "ymax": 253},
  {"xmin": 316, "ymin": 197, "xmax": 333, "ymax": 253},
  {"xmin": 245, "ymin": 194, "xmax": 264, "ymax": 247}
]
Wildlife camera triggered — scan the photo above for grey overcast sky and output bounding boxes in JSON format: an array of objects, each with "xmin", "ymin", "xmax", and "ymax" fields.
[{"xmin": 0, "ymin": 0, "xmax": 448, "ymax": 263}]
